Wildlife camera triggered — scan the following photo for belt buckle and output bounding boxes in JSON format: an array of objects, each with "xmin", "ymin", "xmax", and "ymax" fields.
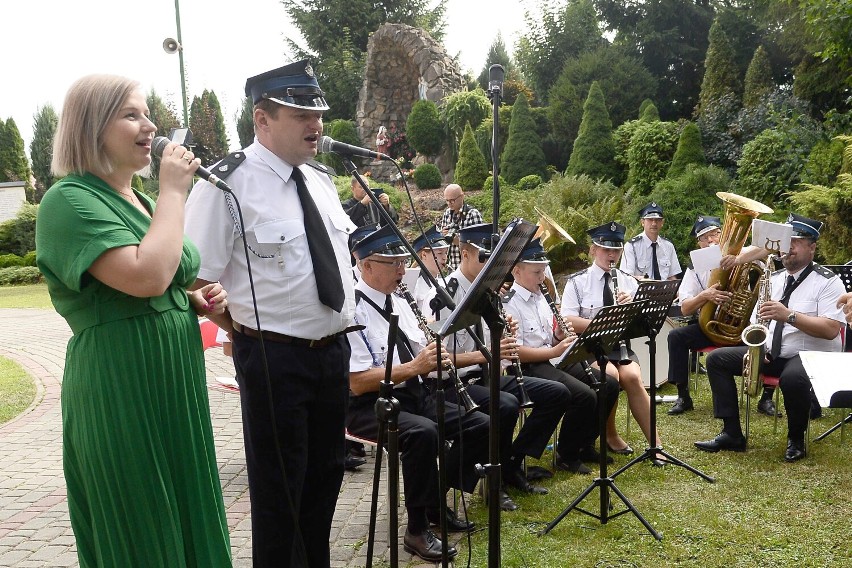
[{"xmin": 308, "ymin": 338, "xmax": 320, "ymax": 348}]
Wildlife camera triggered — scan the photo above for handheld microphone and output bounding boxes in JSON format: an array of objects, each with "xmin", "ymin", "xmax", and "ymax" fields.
[
  {"xmin": 319, "ymin": 135, "xmax": 392, "ymax": 161},
  {"xmin": 151, "ymin": 136, "xmax": 232, "ymax": 192}
]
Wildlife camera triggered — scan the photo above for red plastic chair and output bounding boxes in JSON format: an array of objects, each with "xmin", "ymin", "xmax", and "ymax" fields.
[{"xmin": 199, "ymin": 317, "xmax": 222, "ymax": 351}]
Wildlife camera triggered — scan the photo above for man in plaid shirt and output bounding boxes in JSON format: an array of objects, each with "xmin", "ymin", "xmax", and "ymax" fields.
[{"xmin": 439, "ymin": 183, "xmax": 484, "ymax": 270}]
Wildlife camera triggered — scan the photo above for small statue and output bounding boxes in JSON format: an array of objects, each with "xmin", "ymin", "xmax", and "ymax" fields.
[
  {"xmin": 375, "ymin": 125, "xmax": 389, "ymax": 155},
  {"xmin": 418, "ymin": 76, "xmax": 428, "ymax": 100}
]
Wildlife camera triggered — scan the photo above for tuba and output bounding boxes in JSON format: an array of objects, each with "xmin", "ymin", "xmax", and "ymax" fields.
[
  {"xmin": 534, "ymin": 207, "xmax": 575, "ymax": 299},
  {"xmin": 698, "ymin": 192, "xmax": 773, "ymax": 346}
]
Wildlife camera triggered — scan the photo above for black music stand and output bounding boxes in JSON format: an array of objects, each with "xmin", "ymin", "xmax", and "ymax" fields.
[
  {"xmin": 365, "ymin": 315, "xmax": 402, "ymax": 568},
  {"xmin": 610, "ymin": 280, "xmax": 715, "ymax": 483},
  {"xmin": 541, "ymin": 300, "xmax": 663, "ymax": 540},
  {"xmin": 815, "ymin": 265, "xmax": 852, "ymax": 441},
  {"xmin": 437, "ymin": 219, "xmax": 537, "ymax": 568}
]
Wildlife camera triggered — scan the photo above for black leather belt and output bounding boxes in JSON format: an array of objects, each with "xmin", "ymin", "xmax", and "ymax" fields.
[{"xmin": 232, "ymin": 321, "xmax": 363, "ymax": 348}]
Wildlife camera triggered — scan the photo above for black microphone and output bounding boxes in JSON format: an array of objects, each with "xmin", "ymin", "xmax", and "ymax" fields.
[
  {"xmin": 151, "ymin": 136, "xmax": 232, "ymax": 192},
  {"xmin": 488, "ymin": 64, "xmax": 505, "ymax": 95},
  {"xmin": 318, "ymin": 135, "xmax": 391, "ymax": 161}
]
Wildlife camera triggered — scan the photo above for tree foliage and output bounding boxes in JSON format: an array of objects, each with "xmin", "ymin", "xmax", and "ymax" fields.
[
  {"xmin": 236, "ymin": 97, "xmax": 254, "ymax": 149},
  {"xmin": 146, "ymin": 90, "xmax": 181, "ymax": 179},
  {"xmin": 405, "ymin": 100, "xmax": 444, "ymax": 156},
  {"xmin": 454, "ymin": 123, "xmax": 488, "ymax": 190},
  {"xmin": 566, "ymin": 81, "xmax": 617, "ymax": 181},
  {"xmin": 667, "ymin": 121, "xmax": 706, "ymax": 178},
  {"xmin": 501, "ymin": 93, "xmax": 548, "ymax": 184},
  {"xmin": 743, "ymin": 45, "xmax": 774, "ymax": 108},
  {"xmin": 0, "ymin": 119, "xmax": 33, "ymax": 201},
  {"xmin": 477, "ymin": 33, "xmax": 514, "ymax": 92},
  {"xmin": 29, "ymin": 105, "xmax": 57, "ymax": 202},
  {"xmin": 625, "ymin": 120, "xmax": 679, "ymax": 195},
  {"xmin": 441, "ymin": 88, "xmax": 491, "ymax": 158},
  {"xmin": 798, "ymin": 0, "xmax": 852, "ymax": 87},
  {"xmin": 189, "ymin": 90, "xmax": 229, "ymax": 166},
  {"xmin": 516, "ymin": 0, "xmax": 605, "ymax": 103},
  {"xmin": 0, "ymin": 203, "xmax": 37, "ymax": 256},
  {"xmin": 696, "ymin": 19, "xmax": 742, "ymax": 117}
]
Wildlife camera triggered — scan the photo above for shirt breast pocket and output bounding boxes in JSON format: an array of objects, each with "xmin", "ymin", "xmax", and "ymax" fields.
[
  {"xmin": 253, "ymin": 218, "xmax": 310, "ymax": 275},
  {"xmin": 329, "ymin": 212, "xmax": 357, "ymax": 249},
  {"xmin": 793, "ymin": 300, "xmax": 818, "ymax": 317}
]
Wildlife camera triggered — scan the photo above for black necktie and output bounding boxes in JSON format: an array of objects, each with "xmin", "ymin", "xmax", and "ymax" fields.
[
  {"xmin": 385, "ymin": 294, "xmax": 421, "ymax": 395},
  {"xmin": 603, "ymin": 273, "xmax": 615, "ymax": 306},
  {"xmin": 292, "ymin": 167, "xmax": 345, "ymax": 312},
  {"xmin": 651, "ymin": 242, "xmax": 661, "ymax": 280},
  {"xmin": 769, "ymin": 275, "xmax": 796, "ymax": 358}
]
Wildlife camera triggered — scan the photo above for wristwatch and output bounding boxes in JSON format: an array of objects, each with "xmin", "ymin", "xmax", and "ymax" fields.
[{"xmin": 786, "ymin": 311, "xmax": 797, "ymax": 325}]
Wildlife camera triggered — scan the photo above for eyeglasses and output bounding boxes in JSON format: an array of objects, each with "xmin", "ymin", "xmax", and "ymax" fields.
[
  {"xmin": 370, "ymin": 259, "xmax": 408, "ymax": 268},
  {"xmin": 446, "ymin": 196, "xmax": 462, "ymax": 204}
]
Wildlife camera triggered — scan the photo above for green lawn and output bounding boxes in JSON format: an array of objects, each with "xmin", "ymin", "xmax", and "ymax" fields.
[
  {"xmin": 0, "ymin": 283, "xmax": 49, "ymax": 424},
  {"xmin": 450, "ymin": 381, "xmax": 852, "ymax": 568}
]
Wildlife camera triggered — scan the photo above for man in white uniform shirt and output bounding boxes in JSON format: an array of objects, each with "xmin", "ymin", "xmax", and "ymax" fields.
[
  {"xmin": 184, "ymin": 61, "xmax": 358, "ymax": 567},
  {"xmin": 411, "ymin": 224, "xmax": 449, "ymax": 311},
  {"xmin": 695, "ymin": 213, "xmax": 846, "ymax": 462},
  {"xmin": 346, "ymin": 225, "xmax": 489, "ymax": 561},
  {"xmin": 621, "ymin": 202, "xmax": 682, "ymax": 280}
]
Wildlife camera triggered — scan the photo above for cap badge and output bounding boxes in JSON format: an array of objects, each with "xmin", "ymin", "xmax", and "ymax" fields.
[
  {"xmin": 651, "ymin": 202, "xmax": 658, "ymax": 207},
  {"xmin": 610, "ymin": 222, "xmax": 617, "ymax": 231},
  {"xmin": 786, "ymin": 213, "xmax": 794, "ymax": 223},
  {"xmin": 304, "ymin": 62, "xmax": 314, "ymax": 77},
  {"xmin": 697, "ymin": 216, "xmax": 704, "ymax": 222}
]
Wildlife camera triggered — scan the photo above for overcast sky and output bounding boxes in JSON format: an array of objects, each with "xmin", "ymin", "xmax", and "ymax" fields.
[{"xmin": 2, "ymin": 0, "xmax": 529, "ymax": 157}]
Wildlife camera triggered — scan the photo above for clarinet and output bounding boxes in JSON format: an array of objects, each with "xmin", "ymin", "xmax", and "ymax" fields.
[
  {"xmin": 395, "ymin": 282, "xmax": 479, "ymax": 413},
  {"xmin": 497, "ymin": 302, "xmax": 534, "ymax": 408},
  {"xmin": 537, "ymin": 283, "xmax": 598, "ymax": 383},
  {"xmin": 609, "ymin": 261, "xmax": 632, "ymax": 365}
]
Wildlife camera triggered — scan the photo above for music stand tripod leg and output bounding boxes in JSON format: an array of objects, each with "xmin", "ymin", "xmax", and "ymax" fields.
[{"xmin": 814, "ymin": 412, "xmax": 852, "ymax": 442}]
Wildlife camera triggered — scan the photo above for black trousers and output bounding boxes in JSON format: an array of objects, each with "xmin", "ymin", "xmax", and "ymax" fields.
[
  {"xmin": 449, "ymin": 372, "xmax": 570, "ymax": 470},
  {"xmin": 523, "ymin": 361, "xmax": 619, "ymax": 460},
  {"xmin": 232, "ymin": 332, "xmax": 350, "ymax": 568},
  {"xmin": 347, "ymin": 383, "xmax": 490, "ymax": 511},
  {"xmin": 706, "ymin": 346, "xmax": 813, "ymax": 439},
  {"xmin": 667, "ymin": 323, "xmax": 714, "ymax": 386}
]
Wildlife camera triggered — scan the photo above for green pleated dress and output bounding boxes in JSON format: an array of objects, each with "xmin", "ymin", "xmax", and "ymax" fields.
[{"xmin": 35, "ymin": 173, "xmax": 232, "ymax": 567}]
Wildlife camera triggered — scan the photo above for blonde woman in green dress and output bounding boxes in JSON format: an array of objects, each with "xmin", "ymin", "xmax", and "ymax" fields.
[{"xmin": 35, "ymin": 74, "xmax": 232, "ymax": 567}]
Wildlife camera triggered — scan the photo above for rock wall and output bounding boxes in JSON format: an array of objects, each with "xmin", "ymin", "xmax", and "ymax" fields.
[{"xmin": 356, "ymin": 23, "xmax": 464, "ymax": 182}]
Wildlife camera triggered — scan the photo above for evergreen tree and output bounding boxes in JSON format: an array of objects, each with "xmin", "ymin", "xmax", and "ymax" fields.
[
  {"xmin": 146, "ymin": 90, "xmax": 181, "ymax": 179},
  {"xmin": 696, "ymin": 19, "xmax": 741, "ymax": 117},
  {"xmin": 477, "ymin": 33, "xmax": 514, "ymax": 91},
  {"xmin": 0, "ymin": 119, "xmax": 34, "ymax": 201},
  {"xmin": 405, "ymin": 99, "xmax": 443, "ymax": 156},
  {"xmin": 500, "ymin": 93, "xmax": 547, "ymax": 184},
  {"xmin": 638, "ymin": 99, "xmax": 655, "ymax": 118},
  {"xmin": 547, "ymin": 73, "xmax": 582, "ymax": 161},
  {"xmin": 236, "ymin": 97, "xmax": 254, "ymax": 149},
  {"xmin": 189, "ymin": 90, "xmax": 229, "ymax": 166},
  {"xmin": 30, "ymin": 105, "xmax": 58, "ymax": 202},
  {"xmin": 667, "ymin": 122, "xmax": 706, "ymax": 178},
  {"xmin": 566, "ymin": 81, "xmax": 617, "ymax": 181},
  {"xmin": 743, "ymin": 45, "xmax": 774, "ymax": 108},
  {"xmin": 454, "ymin": 122, "xmax": 488, "ymax": 191},
  {"xmin": 639, "ymin": 102, "xmax": 660, "ymax": 122}
]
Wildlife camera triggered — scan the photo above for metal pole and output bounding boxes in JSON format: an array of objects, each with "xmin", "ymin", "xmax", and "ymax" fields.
[{"xmin": 174, "ymin": 0, "xmax": 189, "ymax": 127}]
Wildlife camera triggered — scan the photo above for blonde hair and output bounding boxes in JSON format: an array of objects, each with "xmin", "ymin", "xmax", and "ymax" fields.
[{"xmin": 51, "ymin": 74, "xmax": 141, "ymax": 177}]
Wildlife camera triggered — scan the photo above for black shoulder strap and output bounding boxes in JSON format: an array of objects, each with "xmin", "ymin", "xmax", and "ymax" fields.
[
  {"xmin": 210, "ymin": 151, "xmax": 247, "ymax": 181},
  {"xmin": 446, "ymin": 277, "xmax": 459, "ymax": 298},
  {"xmin": 501, "ymin": 288, "xmax": 516, "ymax": 303},
  {"xmin": 306, "ymin": 159, "xmax": 336, "ymax": 180}
]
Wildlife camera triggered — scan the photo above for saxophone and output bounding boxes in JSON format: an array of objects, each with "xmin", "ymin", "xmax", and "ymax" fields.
[
  {"xmin": 395, "ymin": 282, "xmax": 479, "ymax": 413},
  {"xmin": 609, "ymin": 262, "xmax": 632, "ymax": 365},
  {"xmin": 740, "ymin": 259, "xmax": 773, "ymax": 397},
  {"xmin": 497, "ymin": 301, "xmax": 534, "ymax": 408},
  {"xmin": 538, "ymin": 283, "xmax": 599, "ymax": 384}
]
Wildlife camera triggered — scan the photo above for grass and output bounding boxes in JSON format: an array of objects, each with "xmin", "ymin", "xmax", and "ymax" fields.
[
  {"xmin": 450, "ymin": 381, "xmax": 852, "ymax": 568},
  {"xmin": 0, "ymin": 282, "xmax": 52, "ymax": 309},
  {"xmin": 0, "ymin": 356, "xmax": 37, "ymax": 424},
  {"xmin": 0, "ymin": 283, "xmax": 49, "ymax": 424}
]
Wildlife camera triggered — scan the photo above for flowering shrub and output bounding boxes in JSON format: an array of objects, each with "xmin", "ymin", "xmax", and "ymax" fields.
[{"xmin": 386, "ymin": 123, "xmax": 416, "ymax": 165}]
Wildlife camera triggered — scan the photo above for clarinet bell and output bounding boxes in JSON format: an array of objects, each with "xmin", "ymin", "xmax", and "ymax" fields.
[
  {"xmin": 457, "ymin": 383, "xmax": 481, "ymax": 415},
  {"xmin": 517, "ymin": 384, "xmax": 534, "ymax": 409}
]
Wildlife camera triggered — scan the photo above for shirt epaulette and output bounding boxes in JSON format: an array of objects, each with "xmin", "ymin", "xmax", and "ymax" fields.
[
  {"xmin": 501, "ymin": 289, "xmax": 516, "ymax": 303},
  {"xmin": 659, "ymin": 235, "xmax": 672, "ymax": 243},
  {"xmin": 568, "ymin": 268, "xmax": 588, "ymax": 279},
  {"xmin": 629, "ymin": 235, "xmax": 642, "ymax": 244},
  {"xmin": 306, "ymin": 159, "xmax": 336, "ymax": 177},
  {"xmin": 446, "ymin": 277, "xmax": 459, "ymax": 298},
  {"xmin": 813, "ymin": 264, "xmax": 835, "ymax": 279},
  {"xmin": 211, "ymin": 151, "xmax": 247, "ymax": 180}
]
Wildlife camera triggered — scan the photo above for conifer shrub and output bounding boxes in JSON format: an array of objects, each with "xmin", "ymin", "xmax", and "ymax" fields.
[
  {"xmin": 500, "ymin": 93, "xmax": 548, "ymax": 184},
  {"xmin": 454, "ymin": 123, "xmax": 488, "ymax": 191},
  {"xmin": 516, "ymin": 175, "xmax": 543, "ymax": 191},
  {"xmin": 406, "ymin": 100, "xmax": 444, "ymax": 156},
  {"xmin": 413, "ymin": 163, "xmax": 442, "ymax": 189}
]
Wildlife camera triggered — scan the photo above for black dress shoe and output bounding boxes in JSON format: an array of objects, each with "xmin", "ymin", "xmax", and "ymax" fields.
[
  {"xmin": 607, "ymin": 443, "xmax": 635, "ymax": 455},
  {"xmin": 694, "ymin": 431, "xmax": 746, "ymax": 453},
  {"xmin": 784, "ymin": 439, "xmax": 806, "ymax": 462},
  {"xmin": 555, "ymin": 459, "xmax": 591, "ymax": 475},
  {"xmin": 403, "ymin": 529, "xmax": 457, "ymax": 561},
  {"xmin": 344, "ymin": 454, "xmax": 366, "ymax": 471},
  {"xmin": 578, "ymin": 446, "xmax": 614, "ymax": 464},
  {"xmin": 504, "ymin": 467, "xmax": 548, "ymax": 495},
  {"xmin": 348, "ymin": 442, "xmax": 366, "ymax": 458},
  {"xmin": 426, "ymin": 506, "xmax": 475, "ymax": 533},
  {"xmin": 668, "ymin": 396, "xmax": 694, "ymax": 415},
  {"xmin": 651, "ymin": 458, "xmax": 666, "ymax": 467},
  {"xmin": 499, "ymin": 489, "xmax": 518, "ymax": 511},
  {"xmin": 757, "ymin": 397, "xmax": 781, "ymax": 417}
]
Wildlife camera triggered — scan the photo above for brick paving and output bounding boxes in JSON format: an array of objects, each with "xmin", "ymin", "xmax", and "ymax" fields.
[{"xmin": 0, "ymin": 309, "xmax": 452, "ymax": 567}]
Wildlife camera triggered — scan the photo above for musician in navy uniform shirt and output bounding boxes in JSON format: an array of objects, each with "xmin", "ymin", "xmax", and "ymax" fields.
[
  {"xmin": 621, "ymin": 202, "xmax": 682, "ymax": 280},
  {"xmin": 694, "ymin": 213, "xmax": 846, "ymax": 462},
  {"xmin": 185, "ymin": 60, "xmax": 357, "ymax": 567}
]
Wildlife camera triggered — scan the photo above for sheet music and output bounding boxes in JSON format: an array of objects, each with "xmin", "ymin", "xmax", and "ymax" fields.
[
  {"xmin": 690, "ymin": 245, "xmax": 722, "ymax": 273},
  {"xmin": 798, "ymin": 351, "xmax": 852, "ymax": 407},
  {"xmin": 751, "ymin": 219, "xmax": 792, "ymax": 254}
]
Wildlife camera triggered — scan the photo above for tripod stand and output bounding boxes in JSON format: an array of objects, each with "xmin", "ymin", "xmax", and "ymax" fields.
[
  {"xmin": 541, "ymin": 300, "xmax": 662, "ymax": 540},
  {"xmin": 610, "ymin": 280, "xmax": 715, "ymax": 484}
]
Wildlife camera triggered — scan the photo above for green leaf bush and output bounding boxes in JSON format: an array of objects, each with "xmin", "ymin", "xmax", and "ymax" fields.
[{"xmin": 413, "ymin": 163, "xmax": 442, "ymax": 189}]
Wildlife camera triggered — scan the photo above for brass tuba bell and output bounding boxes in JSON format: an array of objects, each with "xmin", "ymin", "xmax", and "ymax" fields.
[{"xmin": 534, "ymin": 207, "xmax": 575, "ymax": 249}]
